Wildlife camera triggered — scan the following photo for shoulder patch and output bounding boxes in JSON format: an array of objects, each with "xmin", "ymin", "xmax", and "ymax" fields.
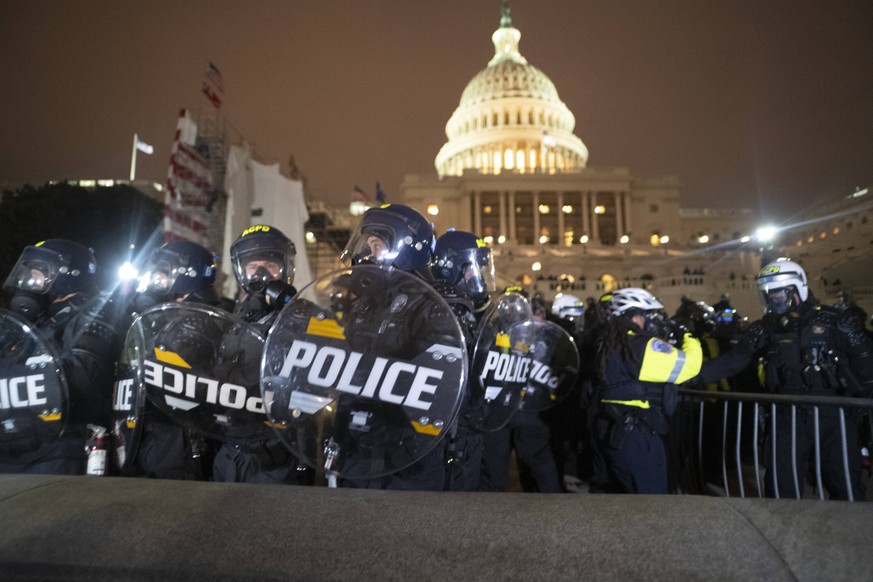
[{"xmin": 651, "ymin": 338, "xmax": 673, "ymax": 354}]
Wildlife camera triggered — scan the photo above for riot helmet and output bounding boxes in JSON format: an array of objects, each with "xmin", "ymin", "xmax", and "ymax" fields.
[
  {"xmin": 230, "ymin": 225, "xmax": 296, "ymax": 295},
  {"xmin": 341, "ymin": 204, "xmax": 434, "ymax": 272},
  {"xmin": 756, "ymin": 258, "xmax": 808, "ymax": 315},
  {"xmin": 135, "ymin": 240, "xmax": 218, "ymax": 310},
  {"xmin": 674, "ymin": 298, "xmax": 715, "ymax": 336},
  {"xmin": 432, "ymin": 230, "xmax": 496, "ymax": 312},
  {"xmin": 552, "ymin": 293, "xmax": 585, "ymax": 321},
  {"xmin": 3, "ymin": 239, "xmax": 98, "ymax": 321},
  {"xmin": 608, "ymin": 287, "xmax": 667, "ymax": 335}
]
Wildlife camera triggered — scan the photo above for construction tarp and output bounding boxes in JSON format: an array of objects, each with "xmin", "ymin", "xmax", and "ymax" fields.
[{"xmin": 222, "ymin": 144, "xmax": 311, "ymax": 298}]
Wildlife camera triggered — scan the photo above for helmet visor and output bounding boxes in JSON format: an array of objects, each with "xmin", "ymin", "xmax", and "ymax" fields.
[
  {"xmin": 3, "ymin": 247, "xmax": 63, "ymax": 295},
  {"xmin": 457, "ymin": 248, "xmax": 496, "ymax": 297},
  {"xmin": 341, "ymin": 227, "xmax": 398, "ymax": 266},
  {"xmin": 234, "ymin": 249, "xmax": 291, "ymax": 292}
]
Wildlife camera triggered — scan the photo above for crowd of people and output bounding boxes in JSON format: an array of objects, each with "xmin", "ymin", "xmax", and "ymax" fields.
[{"xmin": 2, "ymin": 203, "xmax": 872, "ymax": 500}]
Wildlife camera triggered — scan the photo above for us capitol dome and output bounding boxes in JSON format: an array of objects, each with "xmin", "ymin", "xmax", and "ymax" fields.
[
  {"xmin": 399, "ymin": 2, "xmax": 765, "ymax": 317},
  {"xmin": 435, "ymin": 3, "xmax": 589, "ymax": 177}
]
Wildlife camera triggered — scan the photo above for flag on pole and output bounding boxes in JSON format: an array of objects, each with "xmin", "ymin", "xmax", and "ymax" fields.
[
  {"xmin": 135, "ymin": 137, "xmax": 154, "ymax": 155},
  {"xmin": 375, "ymin": 182, "xmax": 386, "ymax": 204},
  {"xmin": 206, "ymin": 61, "xmax": 225, "ymax": 93},
  {"xmin": 202, "ymin": 82, "xmax": 223, "ymax": 108},
  {"xmin": 351, "ymin": 185, "xmax": 370, "ymax": 202}
]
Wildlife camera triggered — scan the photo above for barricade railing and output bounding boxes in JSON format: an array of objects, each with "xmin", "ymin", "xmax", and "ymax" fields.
[{"xmin": 670, "ymin": 389, "xmax": 873, "ymax": 501}]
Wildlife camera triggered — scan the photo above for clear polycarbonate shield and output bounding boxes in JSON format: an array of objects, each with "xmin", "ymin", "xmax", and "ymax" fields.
[
  {"xmin": 127, "ymin": 303, "xmax": 270, "ymax": 442},
  {"xmin": 261, "ymin": 265, "xmax": 467, "ymax": 481},
  {"xmin": 470, "ymin": 291, "xmax": 535, "ymax": 432},
  {"xmin": 110, "ymin": 325, "xmax": 146, "ymax": 471},
  {"xmin": 520, "ymin": 320, "xmax": 580, "ymax": 412},
  {"xmin": 0, "ymin": 308, "xmax": 67, "ymax": 450}
]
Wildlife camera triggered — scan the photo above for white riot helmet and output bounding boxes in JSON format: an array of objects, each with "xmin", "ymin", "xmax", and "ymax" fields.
[
  {"xmin": 608, "ymin": 288, "xmax": 664, "ymax": 318},
  {"xmin": 756, "ymin": 258, "xmax": 808, "ymax": 314},
  {"xmin": 552, "ymin": 293, "xmax": 585, "ymax": 320}
]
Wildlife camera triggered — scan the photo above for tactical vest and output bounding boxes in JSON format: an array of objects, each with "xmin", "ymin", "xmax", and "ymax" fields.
[{"xmin": 763, "ymin": 307, "xmax": 842, "ymax": 395}]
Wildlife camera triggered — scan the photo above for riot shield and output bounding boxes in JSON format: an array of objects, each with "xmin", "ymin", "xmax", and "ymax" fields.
[
  {"xmin": 520, "ymin": 320, "xmax": 580, "ymax": 412},
  {"xmin": 0, "ymin": 308, "xmax": 68, "ymax": 452},
  {"xmin": 470, "ymin": 291, "xmax": 535, "ymax": 432},
  {"xmin": 110, "ymin": 326, "xmax": 145, "ymax": 471},
  {"xmin": 261, "ymin": 265, "xmax": 467, "ymax": 481},
  {"xmin": 126, "ymin": 303, "xmax": 270, "ymax": 443}
]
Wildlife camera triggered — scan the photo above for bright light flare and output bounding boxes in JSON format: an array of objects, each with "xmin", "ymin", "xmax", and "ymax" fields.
[
  {"xmin": 118, "ymin": 261, "xmax": 138, "ymax": 281},
  {"xmin": 756, "ymin": 225, "xmax": 779, "ymax": 243}
]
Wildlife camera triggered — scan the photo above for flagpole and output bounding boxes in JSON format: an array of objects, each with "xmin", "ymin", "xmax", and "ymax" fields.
[{"xmin": 130, "ymin": 133, "xmax": 138, "ymax": 181}]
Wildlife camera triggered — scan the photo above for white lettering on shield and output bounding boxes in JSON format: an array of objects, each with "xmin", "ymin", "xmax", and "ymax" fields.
[{"xmin": 277, "ymin": 339, "xmax": 443, "ymax": 411}]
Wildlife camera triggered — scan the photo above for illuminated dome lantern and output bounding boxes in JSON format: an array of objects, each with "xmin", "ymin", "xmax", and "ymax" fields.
[{"xmin": 435, "ymin": 2, "xmax": 589, "ymax": 177}]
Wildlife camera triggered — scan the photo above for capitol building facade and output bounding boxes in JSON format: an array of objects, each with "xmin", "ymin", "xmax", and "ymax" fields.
[
  {"xmin": 301, "ymin": 4, "xmax": 872, "ymax": 320},
  {"xmin": 400, "ymin": 5, "xmax": 765, "ymax": 317}
]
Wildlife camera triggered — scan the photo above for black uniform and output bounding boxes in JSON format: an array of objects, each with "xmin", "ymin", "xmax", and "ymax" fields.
[
  {"xmin": 700, "ymin": 301, "xmax": 873, "ymax": 499},
  {"xmin": 336, "ymin": 269, "xmax": 460, "ymax": 490},
  {"xmin": 211, "ymin": 292, "xmax": 312, "ymax": 485},
  {"xmin": 593, "ymin": 320, "xmax": 702, "ymax": 494},
  {"xmin": 0, "ymin": 293, "xmax": 121, "ymax": 474}
]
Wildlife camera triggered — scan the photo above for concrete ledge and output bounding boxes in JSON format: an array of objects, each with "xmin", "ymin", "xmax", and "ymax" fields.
[{"xmin": 1, "ymin": 475, "xmax": 871, "ymax": 581}]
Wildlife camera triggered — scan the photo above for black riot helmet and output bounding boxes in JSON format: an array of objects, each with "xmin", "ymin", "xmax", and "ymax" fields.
[
  {"xmin": 432, "ymin": 230, "xmax": 496, "ymax": 312},
  {"xmin": 230, "ymin": 225, "xmax": 296, "ymax": 294},
  {"xmin": 135, "ymin": 240, "xmax": 219, "ymax": 310},
  {"xmin": 674, "ymin": 298, "xmax": 715, "ymax": 336},
  {"xmin": 341, "ymin": 204, "xmax": 435, "ymax": 273},
  {"xmin": 3, "ymin": 239, "xmax": 98, "ymax": 321}
]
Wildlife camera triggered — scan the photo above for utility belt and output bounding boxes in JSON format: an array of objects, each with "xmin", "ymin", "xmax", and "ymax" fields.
[
  {"xmin": 600, "ymin": 382, "xmax": 677, "ymax": 415},
  {"xmin": 0, "ymin": 425, "xmax": 87, "ymax": 459}
]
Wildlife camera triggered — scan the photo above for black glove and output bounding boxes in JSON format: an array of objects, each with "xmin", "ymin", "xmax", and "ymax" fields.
[{"xmin": 741, "ymin": 320, "xmax": 766, "ymax": 353}]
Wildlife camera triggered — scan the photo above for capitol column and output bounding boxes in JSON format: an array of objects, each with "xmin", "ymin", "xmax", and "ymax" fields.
[
  {"xmin": 533, "ymin": 191, "xmax": 541, "ymax": 244},
  {"xmin": 622, "ymin": 191, "xmax": 632, "ymax": 242},
  {"xmin": 557, "ymin": 191, "xmax": 565, "ymax": 245},
  {"xmin": 581, "ymin": 191, "xmax": 590, "ymax": 240},
  {"xmin": 508, "ymin": 190, "xmax": 517, "ymax": 243},
  {"xmin": 474, "ymin": 190, "xmax": 482, "ymax": 237},
  {"xmin": 591, "ymin": 191, "xmax": 600, "ymax": 244},
  {"xmin": 499, "ymin": 189, "xmax": 508, "ymax": 242},
  {"xmin": 615, "ymin": 191, "xmax": 624, "ymax": 240}
]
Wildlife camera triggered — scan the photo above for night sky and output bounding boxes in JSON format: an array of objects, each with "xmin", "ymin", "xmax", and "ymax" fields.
[{"xmin": 2, "ymin": 0, "xmax": 871, "ymax": 224}]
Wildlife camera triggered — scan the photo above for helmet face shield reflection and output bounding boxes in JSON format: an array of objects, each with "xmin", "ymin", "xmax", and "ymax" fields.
[
  {"xmin": 763, "ymin": 286, "xmax": 795, "ymax": 315},
  {"xmin": 342, "ymin": 228, "xmax": 398, "ymax": 266},
  {"xmin": 9, "ymin": 261, "xmax": 52, "ymax": 293},
  {"xmin": 3, "ymin": 247, "xmax": 66, "ymax": 297},
  {"xmin": 455, "ymin": 248, "xmax": 495, "ymax": 308},
  {"xmin": 234, "ymin": 249, "xmax": 290, "ymax": 293}
]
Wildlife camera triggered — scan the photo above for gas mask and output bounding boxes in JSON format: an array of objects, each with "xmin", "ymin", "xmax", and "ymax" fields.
[
  {"xmin": 765, "ymin": 287, "xmax": 796, "ymax": 315},
  {"xmin": 10, "ymin": 290, "xmax": 51, "ymax": 322}
]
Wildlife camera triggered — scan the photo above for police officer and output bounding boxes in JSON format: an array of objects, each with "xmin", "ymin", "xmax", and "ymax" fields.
[
  {"xmin": 133, "ymin": 240, "xmax": 227, "ymax": 313},
  {"xmin": 545, "ymin": 293, "xmax": 589, "ymax": 492},
  {"xmin": 432, "ymin": 229, "xmax": 496, "ymax": 490},
  {"xmin": 126, "ymin": 240, "xmax": 225, "ymax": 479},
  {"xmin": 592, "ymin": 288, "xmax": 702, "ymax": 494},
  {"xmin": 212, "ymin": 224, "xmax": 310, "ymax": 484},
  {"xmin": 484, "ymin": 294, "xmax": 562, "ymax": 493},
  {"xmin": 1, "ymin": 239, "xmax": 121, "ymax": 474},
  {"xmin": 701, "ymin": 258, "xmax": 873, "ymax": 500},
  {"xmin": 338, "ymin": 204, "xmax": 459, "ymax": 490}
]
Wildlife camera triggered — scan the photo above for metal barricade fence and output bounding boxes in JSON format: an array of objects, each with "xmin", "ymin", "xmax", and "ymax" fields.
[{"xmin": 669, "ymin": 389, "xmax": 873, "ymax": 501}]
